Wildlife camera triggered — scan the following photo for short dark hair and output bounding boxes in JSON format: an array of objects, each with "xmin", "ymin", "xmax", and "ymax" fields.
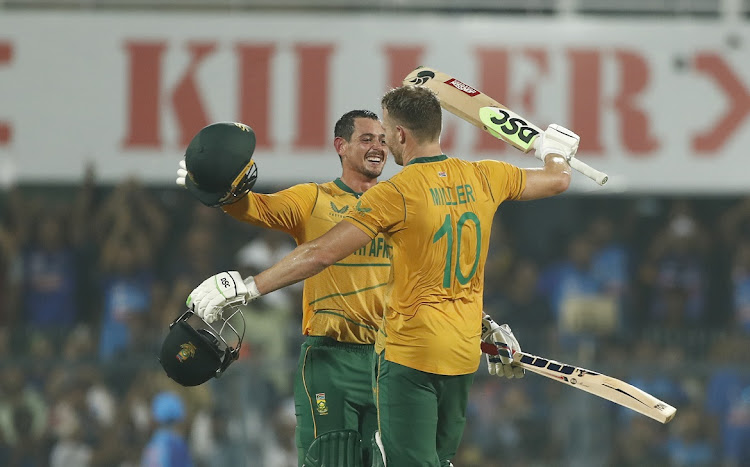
[
  {"xmin": 334, "ymin": 110, "xmax": 380, "ymax": 141},
  {"xmin": 381, "ymin": 85, "xmax": 442, "ymax": 143}
]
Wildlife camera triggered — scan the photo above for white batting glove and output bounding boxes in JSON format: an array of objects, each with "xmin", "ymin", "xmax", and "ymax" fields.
[
  {"xmin": 481, "ymin": 313, "xmax": 525, "ymax": 379},
  {"xmin": 533, "ymin": 124, "xmax": 580, "ymax": 162},
  {"xmin": 186, "ymin": 272, "xmax": 260, "ymax": 323},
  {"xmin": 176, "ymin": 159, "xmax": 187, "ymax": 187}
]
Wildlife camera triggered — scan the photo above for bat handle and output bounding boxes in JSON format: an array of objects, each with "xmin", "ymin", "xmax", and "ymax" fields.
[{"xmin": 569, "ymin": 158, "xmax": 608, "ymax": 186}]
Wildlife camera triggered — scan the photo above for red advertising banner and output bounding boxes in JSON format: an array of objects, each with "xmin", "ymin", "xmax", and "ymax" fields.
[{"xmin": 0, "ymin": 13, "xmax": 748, "ymax": 193}]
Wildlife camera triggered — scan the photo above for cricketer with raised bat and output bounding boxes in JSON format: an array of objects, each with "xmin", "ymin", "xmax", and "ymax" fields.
[{"xmin": 185, "ymin": 86, "xmax": 579, "ymax": 466}]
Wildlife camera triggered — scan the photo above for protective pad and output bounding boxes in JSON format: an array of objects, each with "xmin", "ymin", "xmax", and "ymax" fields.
[{"xmin": 303, "ymin": 430, "xmax": 363, "ymax": 467}]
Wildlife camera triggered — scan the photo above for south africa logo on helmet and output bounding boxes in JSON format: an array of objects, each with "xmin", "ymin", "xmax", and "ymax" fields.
[{"xmin": 176, "ymin": 342, "xmax": 197, "ymax": 362}]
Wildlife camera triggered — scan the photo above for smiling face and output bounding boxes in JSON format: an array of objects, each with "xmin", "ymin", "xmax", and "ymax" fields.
[{"xmin": 338, "ymin": 117, "xmax": 388, "ymax": 179}]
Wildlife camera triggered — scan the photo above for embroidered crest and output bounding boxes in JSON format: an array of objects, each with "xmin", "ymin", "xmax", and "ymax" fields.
[
  {"xmin": 176, "ymin": 342, "xmax": 197, "ymax": 362},
  {"xmin": 316, "ymin": 393, "xmax": 329, "ymax": 415}
]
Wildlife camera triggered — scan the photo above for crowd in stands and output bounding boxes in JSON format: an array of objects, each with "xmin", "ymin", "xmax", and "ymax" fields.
[{"xmin": 0, "ymin": 168, "xmax": 749, "ymax": 466}]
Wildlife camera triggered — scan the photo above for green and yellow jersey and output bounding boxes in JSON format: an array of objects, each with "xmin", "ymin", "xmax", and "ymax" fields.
[
  {"xmin": 223, "ymin": 179, "xmax": 392, "ymax": 344},
  {"xmin": 344, "ymin": 155, "xmax": 525, "ymax": 375}
]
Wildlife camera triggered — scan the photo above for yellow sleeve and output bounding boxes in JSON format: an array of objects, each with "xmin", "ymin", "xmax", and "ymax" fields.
[
  {"xmin": 475, "ymin": 160, "xmax": 526, "ymax": 202},
  {"xmin": 342, "ymin": 181, "xmax": 405, "ymax": 238},
  {"xmin": 222, "ymin": 183, "xmax": 317, "ymax": 236}
]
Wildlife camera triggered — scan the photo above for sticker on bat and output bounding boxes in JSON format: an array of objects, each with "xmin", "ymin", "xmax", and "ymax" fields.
[
  {"xmin": 479, "ymin": 107, "xmax": 541, "ymax": 152},
  {"xmin": 406, "ymin": 69, "xmax": 436, "ymax": 86},
  {"xmin": 444, "ymin": 78, "xmax": 480, "ymax": 96}
]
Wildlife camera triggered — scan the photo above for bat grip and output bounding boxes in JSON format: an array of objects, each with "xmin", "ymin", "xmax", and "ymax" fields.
[{"xmin": 569, "ymin": 158, "xmax": 608, "ymax": 186}]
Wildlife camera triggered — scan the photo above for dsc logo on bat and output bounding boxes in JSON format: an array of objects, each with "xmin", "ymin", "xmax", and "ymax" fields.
[{"xmin": 479, "ymin": 107, "xmax": 540, "ymax": 151}]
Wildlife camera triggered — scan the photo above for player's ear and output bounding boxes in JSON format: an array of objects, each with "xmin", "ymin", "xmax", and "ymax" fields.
[
  {"xmin": 397, "ymin": 126, "xmax": 406, "ymax": 144},
  {"xmin": 333, "ymin": 136, "xmax": 347, "ymax": 155}
]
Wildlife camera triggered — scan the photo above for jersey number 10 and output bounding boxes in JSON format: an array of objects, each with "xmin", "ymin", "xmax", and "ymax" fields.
[{"xmin": 432, "ymin": 212, "xmax": 482, "ymax": 288}]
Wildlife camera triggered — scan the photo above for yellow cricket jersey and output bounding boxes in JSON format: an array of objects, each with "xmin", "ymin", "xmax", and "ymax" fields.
[
  {"xmin": 343, "ymin": 155, "xmax": 525, "ymax": 375},
  {"xmin": 223, "ymin": 179, "xmax": 392, "ymax": 344}
]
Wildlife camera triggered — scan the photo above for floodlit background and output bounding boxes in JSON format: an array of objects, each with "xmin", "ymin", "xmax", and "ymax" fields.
[{"xmin": 1, "ymin": 1, "xmax": 749, "ymax": 466}]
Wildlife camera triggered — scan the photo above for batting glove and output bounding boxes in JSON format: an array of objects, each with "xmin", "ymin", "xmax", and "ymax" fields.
[
  {"xmin": 533, "ymin": 124, "xmax": 580, "ymax": 163},
  {"xmin": 176, "ymin": 159, "xmax": 187, "ymax": 187},
  {"xmin": 481, "ymin": 313, "xmax": 525, "ymax": 379},
  {"xmin": 186, "ymin": 271, "xmax": 261, "ymax": 323}
]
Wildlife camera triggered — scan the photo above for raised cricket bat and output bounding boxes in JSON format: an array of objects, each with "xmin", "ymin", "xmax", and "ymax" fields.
[
  {"xmin": 481, "ymin": 342, "xmax": 677, "ymax": 424},
  {"xmin": 403, "ymin": 66, "xmax": 608, "ymax": 186}
]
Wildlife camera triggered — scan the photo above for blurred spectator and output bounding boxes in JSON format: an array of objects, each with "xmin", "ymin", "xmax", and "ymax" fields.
[
  {"xmin": 239, "ymin": 293, "xmax": 295, "ymax": 395},
  {"xmin": 666, "ymin": 407, "xmax": 716, "ymax": 467},
  {"xmin": 21, "ymin": 214, "xmax": 80, "ymax": 332},
  {"xmin": 538, "ymin": 234, "xmax": 616, "ymax": 351},
  {"xmin": 141, "ymin": 391, "xmax": 193, "ymax": 467},
  {"xmin": 49, "ymin": 376, "xmax": 97, "ymax": 467},
  {"xmin": 723, "ymin": 386, "xmax": 750, "ymax": 467},
  {"xmin": 720, "ymin": 196, "xmax": 750, "ymax": 247},
  {"xmin": 608, "ymin": 415, "xmax": 668, "ymax": 466},
  {"xmin": 0, "ymin": 222, "xmax": 20, "ymax": 326},
  {"xmin": 235, "ymin": 228, "xmax": 298, "ymax": 309},
  {"xmin": 97, "ymin": 194, "xmax": 157, "ymax": 361},
  {"xmin": 1, "ymin": 188, "xmax": 37, "ymax": 327},
  {"xmin": 483, "ymin": 216, "xmax": 517, "ymax": 293},
  {"xmin": 586, "ymin": 215, "xmax": 632, "ymax": 332},
  {"xmin": 485, "ymin": 258, "xmax": 553, "ymax": 351},
  {"xmin": 93, "ymin": 178, "xmax": 167, "ymax": 247},
  {"xmin": 639, "ymin": 201, "xmax": 712, "ymax": 327},
  {"xmin": 162, "ymin": 205, "xmax": 234, "ymax": 330},
  {"xmin": 49, "ymin": 400, "xmax": 92, "ymax": 467},
  {"xmin": 729, "ymin": 240, "xmax": 750, "ymax": 333},
  {"xmin": 6, "ymin": 405, "xmax": 46, "ymax": 467},
  {"xmin": 261, "ymin": 397, "xmax": 296, "ymax": 467},
  {"xmin": 705, "ymin": 334, "xmax": 750, "ymax": 466},
  {"xmin": 0, "ymin": 366, "xmax": 48, "ymax": 450}
]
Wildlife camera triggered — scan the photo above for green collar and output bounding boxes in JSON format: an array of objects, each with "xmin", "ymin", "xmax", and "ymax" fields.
[
  {"xmin": 406, "ymin": 154, "xmax": 448, "ymax": 166},
  {"xmin": 334, "ymin": 178, "xmax": 363, "ymax": 198}
]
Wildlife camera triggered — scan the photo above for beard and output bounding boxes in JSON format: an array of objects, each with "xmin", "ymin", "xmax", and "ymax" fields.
[{"xmin": 359, "ymin": 164, "xmax": 384, "ymax": 179}]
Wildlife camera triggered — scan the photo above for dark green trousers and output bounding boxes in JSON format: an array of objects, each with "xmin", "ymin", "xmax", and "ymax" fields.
[
  {"xmin": 374, "ymin": 351, "xmax": 474, "ymax": 467},
  {"xmin": 294, "ymin": 336, "xmax": 377, "ymax": 466}
]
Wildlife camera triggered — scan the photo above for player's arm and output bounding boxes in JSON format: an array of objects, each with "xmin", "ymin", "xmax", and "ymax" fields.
[
  {"xmin": 254, "ymin": 221, "xmax": 372, "ymax": 294},
  {"xmin": 518, "ymin": 124, "xmax": 578, "ymax": 201},
  {"xmin": 186, "ymin": 221, "xmax": 373, "ymax": 323},
  {"xmin": 185, "ymin": 182, "xmax": 400, "ymax": 323},
  {"xmin": 518, "ymin": 154, "xmax": 571, "ymax": 201},
  {"xmin": 177, "ymin": 159, "xmax": 312, "ymax": 233},
  {"xmin": 221, "ymin": 185, "xmax": 313, "ymax": 233}
]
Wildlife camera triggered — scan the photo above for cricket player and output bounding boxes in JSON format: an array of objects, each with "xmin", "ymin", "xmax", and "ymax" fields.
[
  {"xmin": 176, "ymin": 111, "xmax": 390, "ymax": 466},
  {"xmin": 187, "ymin": 86, "xmax": 578, "ymax": 466}
]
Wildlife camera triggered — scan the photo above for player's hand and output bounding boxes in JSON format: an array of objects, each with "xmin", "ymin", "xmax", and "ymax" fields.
[
  {"xmin": 533, "ymin": 124, "xmax": 580, "ymax": 163},
  {"xmin": 481, "ymin": 313, "xmax": 524, "ymax": 379},
  {"xmin": 186, "ymin": 272, "xmax": 260, "ymax": 323},
  {"xmin": 176, "ymin": 159, "xmax": 187, "ymax": 187}
]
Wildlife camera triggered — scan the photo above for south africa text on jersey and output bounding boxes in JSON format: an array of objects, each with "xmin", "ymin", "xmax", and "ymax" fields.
[
  {"xmin": 353, "ymin": 237, "xmax": 392, "ymax": 259},
  {"xmin": 430, "ymin": 184, "xmax": 476, "ymax": 206}
]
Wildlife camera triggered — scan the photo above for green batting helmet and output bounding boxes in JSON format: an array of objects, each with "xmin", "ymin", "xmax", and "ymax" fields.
[
  {"xmin": 159, "ymin": 306, "xmax": 246, "ymax": 387},
  {"xmin": 184, "ymin": 122, "xmax": 258, "ymax": 207}
]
